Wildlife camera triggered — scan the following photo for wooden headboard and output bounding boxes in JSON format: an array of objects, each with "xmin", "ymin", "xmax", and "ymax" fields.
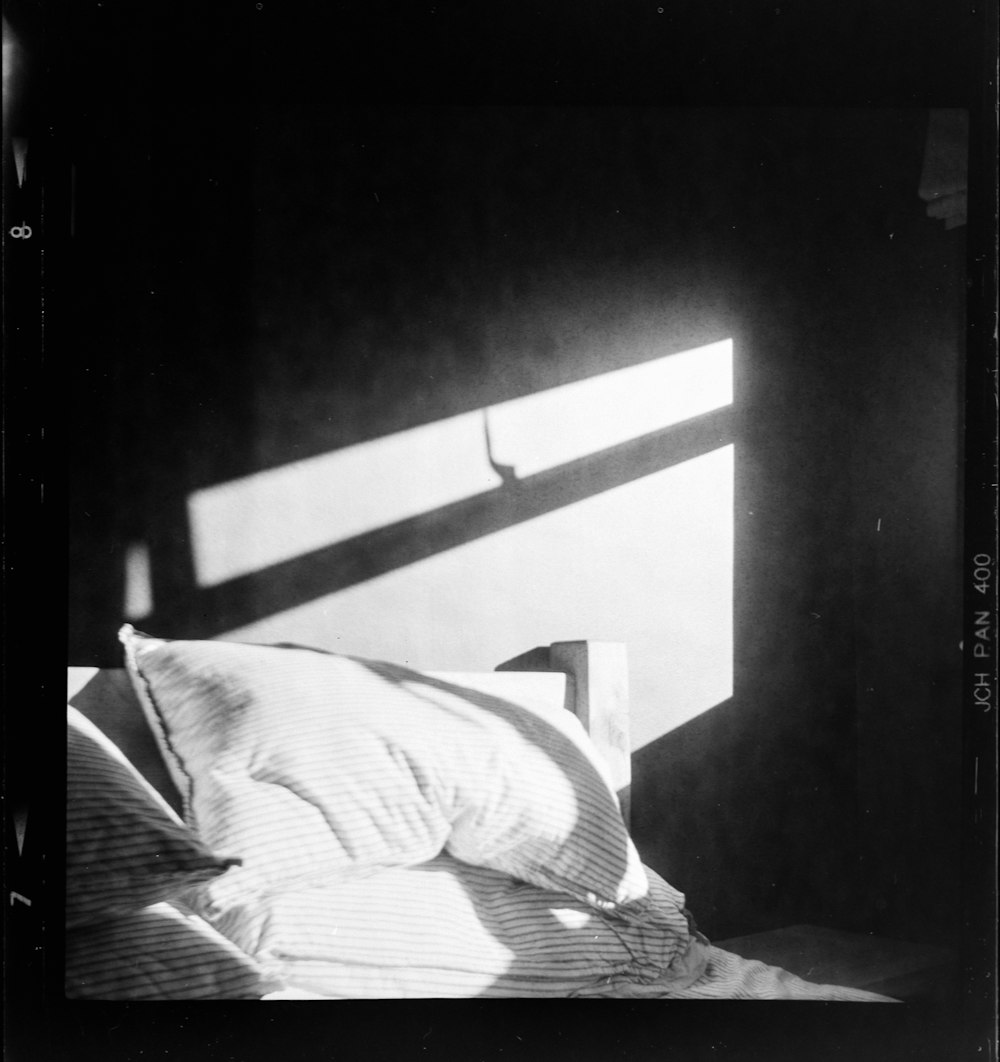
[{"xmin": 68, "ymin": 639, "xmax": 630, "ymax": 825}]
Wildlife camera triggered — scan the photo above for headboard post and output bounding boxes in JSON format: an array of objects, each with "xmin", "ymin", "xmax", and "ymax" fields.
[{"xmin": 549, "ymin": 641, "xmax": 630, "ymax": 827}]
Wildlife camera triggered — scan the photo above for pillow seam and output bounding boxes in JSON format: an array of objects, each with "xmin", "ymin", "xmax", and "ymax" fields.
[{"xmin": 119, "ymin": 624, "xmax": 199, "ymax": 831}]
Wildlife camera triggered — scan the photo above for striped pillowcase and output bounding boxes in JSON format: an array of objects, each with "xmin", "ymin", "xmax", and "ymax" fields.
[
  {"xmin": 119, "ymin": 626, "xmax": 649, "ymax": 914},
  {"xmin": 197, "ymin": 856, "xmax": 700, "ymax": 999},
  {"xmin": 65, "ymin": 901, "xmax": 278, "ymax": 999},
  {"xmin": 67, "ymin": 707, "xmax": 240, "ymax": 929}
]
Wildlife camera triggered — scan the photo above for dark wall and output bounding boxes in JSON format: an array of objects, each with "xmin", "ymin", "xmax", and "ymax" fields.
[
  {"xmin": 628, "ymin": 113, "xmax": 965, "ymax": 942},
  {"xmin": 843, "ymin": 204, "xmax": 965, "ymax": 947},
  {"xmin": 60, "ymin": 85, "xmax": 964, "ymax": 943}
]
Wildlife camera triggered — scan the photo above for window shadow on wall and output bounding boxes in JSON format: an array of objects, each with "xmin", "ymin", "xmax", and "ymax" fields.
[{"xmin": 71, "ymin": 403, "xmax": 732, "ymax": 661}]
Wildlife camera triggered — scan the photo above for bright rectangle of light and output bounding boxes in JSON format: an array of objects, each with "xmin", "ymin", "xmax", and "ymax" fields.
[
  {"xmin": 484, "ymin": 339, "xmax": 732, "ymax": 478},
  {"xmin": 187, "ymin": 339, "xmax": 732, "ymax": 588},
  {"xmin": 188, "ymin": 412, "xmax": 503, "ymax": 587},
  {"xmin": 222, "ymin": 444, "xmax": 735, "ymax": 749}
]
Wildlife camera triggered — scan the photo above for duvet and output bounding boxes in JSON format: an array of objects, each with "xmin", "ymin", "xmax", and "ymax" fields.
[
  {"xmin": 246, "ymin": 857, "xmax": 892, "ymax": 1002},
  {"xmin": 65, "ymin": 628, "xmax": 894, "ymax": 1002}
]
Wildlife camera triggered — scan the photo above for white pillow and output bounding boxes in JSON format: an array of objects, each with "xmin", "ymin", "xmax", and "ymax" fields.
[
  {"xmin": 119, "ymin": 625, "xmax": 649, "ymax": 914},
  {"xmin": 65, "ymin": 900, "xmax": 279, "ymax": 999},
  {"xmin": 66, "ymin": 706, "xmax": 240, "ymax": 930},
  {"xmin": 196, "ymin": 855, "xmax": 700, "ymax": 999}
]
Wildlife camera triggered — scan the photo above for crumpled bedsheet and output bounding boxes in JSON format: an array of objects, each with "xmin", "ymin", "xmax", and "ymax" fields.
[
  {"xmin": 569, "ymin": 940, "xmax": 898, "ymax": 1000},
  {"xmin": 260, "ymin": 938, "xmax": 897, "ymax": 1002},
  {"xmin": 249, "ymin": 857, "xmax": 896, "ymax": 1002}
]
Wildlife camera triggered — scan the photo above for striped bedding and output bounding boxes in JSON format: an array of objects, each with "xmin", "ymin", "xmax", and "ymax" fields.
[
  {"xmin": 221, "ymin": 858, "xmax": 892, "ymax": 1001},
  {"xmin": 68, "ymin": 630, "xmax": 896, "ymax": 1001},
  {"xmin": 66, "ymin": 707, "xmax": 239, "ymax": 930},
  {"xmin": 188, "ymin": 856, "xmax": 708, "ymax": 999},
  {"xmin": 66, "ymin": 900, "xmax": 278, "ymax": 1000},
  {"xmin": 119, "ymin": 625, "xmax": 649, "ymax": 915},
  {"xmin": 66, "ymin": 708, "xmax": 274, "ymax": 999}
]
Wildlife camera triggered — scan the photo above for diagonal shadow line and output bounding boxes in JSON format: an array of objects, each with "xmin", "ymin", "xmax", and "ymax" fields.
[{"xmin": 152, "ymin": 404, "xmax": 734, "ymax": 637}]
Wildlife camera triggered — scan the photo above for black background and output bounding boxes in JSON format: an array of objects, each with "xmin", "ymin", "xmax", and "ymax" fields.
[{"xmin": 4, "ymin": 1, "xmax": 996, "ymax": 1059}]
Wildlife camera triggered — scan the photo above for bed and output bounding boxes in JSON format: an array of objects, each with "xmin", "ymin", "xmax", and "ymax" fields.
[{"xmin": 66, "ymin": 626, "xmax": 896, "ymax": 1002}]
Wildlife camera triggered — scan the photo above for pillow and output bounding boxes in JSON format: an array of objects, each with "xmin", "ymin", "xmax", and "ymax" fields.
[
  {"xmin": 65, "ymin": 900, "xmax": 280, "ymax": 1000},
  {"xmin": 119, "ymin": 625, "xmax": 649, "ymax": 914},
  {"xmin": 68, "ymin": 703, "xmax": 183, "ymax": 824},
  {"xmin": 195, "ymin": 856, "xmax": 703, "ymax": 999},
  {"xmin": 66, "ymin": 706, "xmax": 240, "ymax": 929}
]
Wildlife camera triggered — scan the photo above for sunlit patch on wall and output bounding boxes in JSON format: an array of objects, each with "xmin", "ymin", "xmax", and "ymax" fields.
[
  {"xmin": 123, "ymin": 540, "xmax": 154, "ymax": 620},
  {"xmin": 187, "ymin": 412, "xmax": 504, "ymax": 587},
  {"xmin": 224, "ymin": 443, "xmax": 735, "ymax": 751},
  {"xmin": 485, "ymin": 339, "xmax": 732, "ymax": 477},
  {"xmin": 186, "ymin": 339, "xmax": 733, "ymax": 591}
]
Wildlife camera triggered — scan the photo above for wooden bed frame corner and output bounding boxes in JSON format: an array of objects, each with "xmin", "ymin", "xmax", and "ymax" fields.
[{"xmin": 496, "ymin": 640, "xmax": 630, "ymax": 825}]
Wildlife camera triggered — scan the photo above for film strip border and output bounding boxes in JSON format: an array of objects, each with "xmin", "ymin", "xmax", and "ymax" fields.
[
  {"xmin": 4, "ymin": 5, "xmax": 53, "ymax": 1027},
  {"xmin": 960, "ymin": 70, "xmax": 999, "ymax": 1027}
]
